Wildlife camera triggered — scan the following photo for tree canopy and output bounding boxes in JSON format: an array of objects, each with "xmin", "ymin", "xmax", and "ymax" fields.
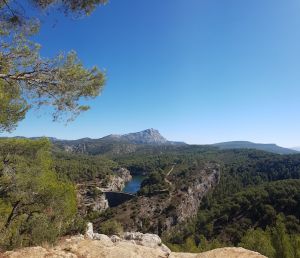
[
  {"xmin": 0, "ymin": 0, "xmax": 108, "ymax": 132},
  {"xmin": 0, "ymin": 138, "xmax": 77, "ymax": 249}
]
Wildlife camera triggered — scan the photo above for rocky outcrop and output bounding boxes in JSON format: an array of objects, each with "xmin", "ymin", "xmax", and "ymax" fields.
[
  {"xmin": 175, "ymin": 164, "xmax": 220, "ymax": 224},
  {"xmin": 77, "ymin": 185, "xmax": 109, "ymax": 215},
  {"xmin": 84, "ymin": 222, "xmax": 171, "ymax": 255},
  {"xmin": 3, "ymin": 235, "xmax": 267, "ymax": 258},
  {"xmin": 76, "ymin": 168, "xmax": 132, "ymax": 214},
  {"xmin": 3, "ymin": 223, "xmax": 266, "ymax": 258},
  {"xmin": 115, "ymin": 167, "xmax": 132, "ymax": 183},
  {"xmin": 103, "ymin": 168, "xmax": 132, "ymax": 191}
]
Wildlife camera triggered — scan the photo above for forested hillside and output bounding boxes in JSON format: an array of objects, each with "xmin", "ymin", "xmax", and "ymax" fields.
[{"xmin": 163, "ymin": 150, "xmax": 300, "ymax": 258}]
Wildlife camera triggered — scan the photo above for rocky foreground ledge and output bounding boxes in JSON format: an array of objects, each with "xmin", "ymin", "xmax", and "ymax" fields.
[{"xmin": 3, "ymin": 224, "xmax": 266, "ymax": 258}]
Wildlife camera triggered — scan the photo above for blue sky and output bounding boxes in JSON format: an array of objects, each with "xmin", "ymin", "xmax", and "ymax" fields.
[{"xmin": 4, "ymin": 0, "xmax": 300, "ymax": 147}]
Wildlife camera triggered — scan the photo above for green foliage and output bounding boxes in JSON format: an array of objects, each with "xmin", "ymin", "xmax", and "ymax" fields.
[
  {"xmin": 239, "ymin": 228, "xmax": 276, "ymax": 257},
  {"xmin": 0, "ymin": 139, "xmax": 77, "ymax": 250},
  {"xmin": 0, "ymin": 0, "xmax": 107, "ymax": 132},
  {"xmin": 53, "ymin": 151, "xmax": 117, "ymax": 183},
  {"xmin": 239, "ymin": 217, "xmax": 300, "ymax": 258},
  {"xmin": 98, "ymin": 220, "xmax": 124, "ymax": 236},
  {"xmin": 0, "ymin": 81, "xmax": 28, "ymax": 132},
  {"xmin": 139, "ymin": 170, "xmax": 170, "ymax": 196},
  {"xmin": 271, "ymin": 216, "xmax": 295, "ymax": 258},
  {"xmin": 194, "ymin": 180, "xmax": 300, "ymax": 244},
  {"xmin": 32, "ymin": 0, "xmax": 108, "ymax": 15}
]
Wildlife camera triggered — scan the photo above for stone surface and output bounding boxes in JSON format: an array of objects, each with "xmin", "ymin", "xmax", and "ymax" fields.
[
  {"xmin": 170, "ymin": 247, "xmax": 267, "ymax": 258},
  {"xmin": 85, "ymin": 222, "xmax": 94, "ymax": 239},
  {"xmin": 3, "ymin": 239, "xmax": 267, "ymax": 258}
]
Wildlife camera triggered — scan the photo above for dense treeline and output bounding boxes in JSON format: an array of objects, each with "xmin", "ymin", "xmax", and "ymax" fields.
[
  {"xmin": 138, "ymin": 169, "xmax": 171, "ymax": 195},
  {"xmin": 53, "ymin": 151, "xmax": 117, "ymax": 183},
  {"xmin": 114, "ymin": 153, "xmax": 179, "ymax": 175},
  {"xmin": 0, "ymin": 139, "xmax": 77, "ymax": 250},
  {"xmin": 198, "ymin": 180, "xmax": 300, "ymax": 242},
  {"xmin": 213, "ymin": 151, "xmax": 300, "ymax": 198}
]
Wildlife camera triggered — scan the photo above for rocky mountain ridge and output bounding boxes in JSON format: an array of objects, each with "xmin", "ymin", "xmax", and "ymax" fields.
[{"xmin": 103, "ymin": 128, "xmax": 168, "ymax": 145}]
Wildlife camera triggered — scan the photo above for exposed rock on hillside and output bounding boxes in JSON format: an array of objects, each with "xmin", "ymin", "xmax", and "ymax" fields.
[
  {"xmin": 121, "ymin": 128, "xmax": 168, "ymax": 144},
  {"xmin": 107, "ymin": 167, "xmax": 132, "ymax": 191},
  {"xmin": 77, "ymin": 168, "xmax": 132, "ymax": 214},
  {"xmin": 77, "ymin": 185, "xmax": 109, "ymax": 215}
]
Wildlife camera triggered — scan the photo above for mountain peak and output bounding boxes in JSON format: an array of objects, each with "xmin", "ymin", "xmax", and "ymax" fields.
[{"xmin": 122, "ymin": 129, "xmax": 167, "ymax": 145}]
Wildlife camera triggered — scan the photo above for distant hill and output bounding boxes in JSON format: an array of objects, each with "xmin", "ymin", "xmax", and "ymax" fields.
[{"xmin": 212, "ymin": 141, "xmax": 299, "ymax": 155}]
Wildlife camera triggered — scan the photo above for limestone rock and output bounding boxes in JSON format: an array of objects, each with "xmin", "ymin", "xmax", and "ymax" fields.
[
  {"xmin": 2, "ymin": 240, "xmax": 267, "ymax": 258},
  {"xmin": 85, "ymin": 222, "xmax": 94, "ymax": 239},
  {"xmin": 110, "ymin": 235, "xmax": 122, "ymax": 243},
  {"xmin": 93, "ymin": 233, "xmax": 112, "ymax": 242},
  {"xmin": 3, "ymin": 225, "xmax": 266, "ymax": 258}
]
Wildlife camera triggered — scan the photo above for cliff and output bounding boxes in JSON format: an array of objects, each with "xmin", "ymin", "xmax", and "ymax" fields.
[
  {"xmin": 77, "ymin": 168, "xmax": 132, "ymax": 214},
  {"xmin": 105, "ymin": 167, "xmax": 133, "ymax": 191}
]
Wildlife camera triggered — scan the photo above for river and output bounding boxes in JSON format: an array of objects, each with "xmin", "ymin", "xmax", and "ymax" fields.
[{"xmin": 123, "ymin": 175, "xmax": 146, "ymax": 194}]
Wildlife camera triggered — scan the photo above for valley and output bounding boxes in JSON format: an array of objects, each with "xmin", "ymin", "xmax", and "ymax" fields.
[{"xmin": 0, "ymin": 129, "xmax": 300, "ymax": 257}]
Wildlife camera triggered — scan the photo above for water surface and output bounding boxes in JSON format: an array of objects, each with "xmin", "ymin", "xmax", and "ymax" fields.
[{"xmin": 123, "ymin": 175, "xmax": 146, "ymax": 194}]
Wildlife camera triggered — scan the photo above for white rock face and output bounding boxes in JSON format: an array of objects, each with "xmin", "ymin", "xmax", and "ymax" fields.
[
  {"xmin": 110, "ymin": 235, "xmax": 122, "ymax": 243},
  {"xmin": 93, "ymin": 194, "xmax": 109, "ymax": 211},
  {"xmin": 122, "ymin": 128, "xmax": 168, "ymax": 145},
  {"xmin": 99, "ymin": 167, "xmax": 132, "ymax": 192},
  {"xmin": 93, "ymin": 233, "xmax": 111, "ymax": 242},
  {"xmin": 84, "ymin": 223, "xmax": 171, "ymax": 255},
  {"xmin": 85, "ymin": 222, "xmax": 94, "ymax": 239},
  {"xmin": 124, "ymin": 232, "xmax": 163, "ymax": 249},
  {"xmin": 3, "ymin": 238, "xmax": 268, "ymax": 258},
  {"xmin": 120, "ymin": 232, "xmax": 171, "ymax": 254}
]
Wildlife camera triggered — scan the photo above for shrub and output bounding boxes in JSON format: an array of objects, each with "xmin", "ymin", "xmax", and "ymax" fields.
[{"xmin": 98, "ymin": 220, "xmax": 123, "ymax": 236}]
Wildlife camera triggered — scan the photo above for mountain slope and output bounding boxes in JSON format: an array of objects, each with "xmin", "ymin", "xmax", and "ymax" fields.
[{"xmin": 212, "ymin": 141, "xmax": 298, "ymax": 155}]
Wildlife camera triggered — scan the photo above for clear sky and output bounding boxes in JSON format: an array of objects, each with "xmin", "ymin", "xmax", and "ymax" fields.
[{"xmin": 4, "ymin": 0, "xmax": 300, "ymax": 147}]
